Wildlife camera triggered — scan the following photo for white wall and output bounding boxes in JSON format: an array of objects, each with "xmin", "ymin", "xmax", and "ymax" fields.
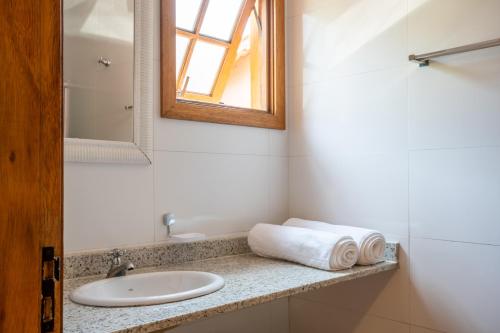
[
  {"xmin": 64, "ymin": 0, "xmax": 288, "ymax": 253},
  {"xmin": 287, "ymin": 0, "xmax": 500, "ymax": 332},
  {"xmin": 164, "ymin": 298, "xmax": 289, "ymax": 333}
]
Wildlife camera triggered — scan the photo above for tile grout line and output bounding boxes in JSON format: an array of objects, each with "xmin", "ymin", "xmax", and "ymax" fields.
[
  {"xmin": 410, "ymin": 236, "xmax": 500, "ymax": 247},
  {"xmin": 153, "ymin": 148, "xmax": 287, "ymax": 158},
  {"xmin": 409, "ymin": 144, "xmax": 500, "ymax": 152}
]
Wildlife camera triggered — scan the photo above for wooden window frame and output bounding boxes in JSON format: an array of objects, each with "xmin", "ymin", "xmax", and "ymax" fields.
[{"xmin": 161, "ymin": 0, "xmax": 285, "ymax": 130}]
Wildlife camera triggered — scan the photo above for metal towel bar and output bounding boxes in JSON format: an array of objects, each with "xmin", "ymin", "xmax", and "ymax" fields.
[{"xmin": 409, "ymin": 38, "xmax": 500, "ymax": 67}]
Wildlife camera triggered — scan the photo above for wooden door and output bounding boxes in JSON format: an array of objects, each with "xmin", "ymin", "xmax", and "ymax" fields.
[{"xmin": 0, "ymin": 1, "xmax": 63, "ymax": 332}]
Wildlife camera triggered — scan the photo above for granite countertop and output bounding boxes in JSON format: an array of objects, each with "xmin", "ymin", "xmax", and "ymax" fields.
[{"xmin": 64, "ymin": 252, "xmax": 398, "ymax": 333}]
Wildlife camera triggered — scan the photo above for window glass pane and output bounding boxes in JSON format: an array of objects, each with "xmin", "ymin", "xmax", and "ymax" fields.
[
  {"xmin": 179, "ymin": 0, "xmax": 269, "ymax": 111},
  {"xmin": 176, "ymin": 0, "xmax": 202, "ymax": 31},
  {"xmin": 175, "ymin": 35, "xmax": 190, "ymax": 78},
  {"xmin": 219, "ymin": 8, "xmax": 268, "ymax": 111},
  {"xmin": 185, "ymin": 41, "xmax": 226, "ymax": 95},
  {"xmin": 200, "ymin": 0, "xmax": 244, "ymax": 41}
]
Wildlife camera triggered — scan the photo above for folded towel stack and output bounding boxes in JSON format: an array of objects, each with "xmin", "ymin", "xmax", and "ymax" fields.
[
  {"xmin": 247, "ymin": 219, "xmax": 386, "ymax": 271},
  {"xmin": 284, "ymin": 218, "xmax": 386, "ymax": 265},
  {"xmin": 248, "ymin": 223, "xmax": 359, "ymax": 271}
]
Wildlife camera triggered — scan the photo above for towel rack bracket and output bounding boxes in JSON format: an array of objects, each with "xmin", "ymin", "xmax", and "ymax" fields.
[{"xmin": 409, "ymin": 54, "xmax": 430, "ymax": 67}]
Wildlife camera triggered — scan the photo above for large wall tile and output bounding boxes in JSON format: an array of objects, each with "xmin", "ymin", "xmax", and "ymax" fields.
[
  {"xmin": 154, "ymin": 152, "xmax": 270, "ymax": 241},
  {"xmin": 286, "ymin": 0, "xmax": 407, "ymax": 85},
  {"xmin": 410, "ymin": 147, "xmax": 500, "ymax": 245},
  {"xmin": 269, "ymin": 129, "xmax": 288, "ymax": 157},
  {"xmin": 169, "ymin": 298, "xmax": 288, "ymax": 333},
  {"xmin": 289, "ymin": 68, "xmax": 408, "ymax": 157},
  {"xmin": 408, "ymin": 0, "xmax": 500, "ymax": 54},
  {"xmin": 408, "ymin": 47, "xmax": 500, "ymax": 149},
  {"xmin": 286, "ymin": 0, "xmax": 334, "ymax": 18},
  {"xmin": 410, "ymin": 238, "xmax": 500, "ymax": 332},
  {"xmin": 408, "ymin": 0, "xmax": 500, "ymax": 148},
  {"xmin": 286, "ymin": 15, "xmax": 304, "ymax": 88},
  {"xmin": 295, "ymin": 236, "xmax": 410, "ymax": 323},
  {"xmin": 287, "ymin": 84, "xmax": 305, "ymax": 156},
  {"xmin": 267, "ymin": 157, "xmax": 289, "ymax": 224},
  {"xmin": 155, "ymin": 117, "xmax": 270, "ymax": 155},
  {"xmin": 290, "ymin": 297, "xmax": 410, "ymax": 333},
  {"xmin": 64, "ymin": 162, "xmax": 154, "ymax": 252},
  {"xmin": 289, "ymin": 152, "xmax": 408, "ymax": 237}
]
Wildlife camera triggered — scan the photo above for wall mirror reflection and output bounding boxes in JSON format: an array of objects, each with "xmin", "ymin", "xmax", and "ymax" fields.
[
  {"xmin": 64, "ymin": 0, "xmax": 135, "ymax": 142},
  {"xmin": 63, "ymin": 0, "xmax": 153, "ymax": 164}
]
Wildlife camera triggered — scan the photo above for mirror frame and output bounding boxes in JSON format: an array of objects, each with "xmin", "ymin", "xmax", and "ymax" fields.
[{"xmin": 64, "ymin": 0, "xmax": 153, "ymax": 164}]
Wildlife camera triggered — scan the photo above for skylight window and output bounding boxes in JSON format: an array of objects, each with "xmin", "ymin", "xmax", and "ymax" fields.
[
  {"xmin": 175, "ymin": 35, "xmax": 190, "ymax": 77},
  {"xmin": 174, "ymin": 0, "xmax": 269, "ymax": 107},
  {"xmin": 162, "ymin": 0, "xmax": 285, "ymax": 129},
  {"xmin": 200, "ymin": 0, "xmax": 244, "ymax": 41},
  {"xmin": 175, "ymin": 0, "xmax": 202, "ymax": 31},
  {"xmin": 185, "ymin": 41, "xmax": 226, "ymax": 94}
]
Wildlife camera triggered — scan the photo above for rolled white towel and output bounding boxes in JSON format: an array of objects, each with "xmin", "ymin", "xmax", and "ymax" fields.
[
  {"xmin": 248, "ymin": 223, "xmax": 359, "ymax": 271},
  {"xmin": 284, "ymin": 218, "xmax": 386, "ymax": 265}
]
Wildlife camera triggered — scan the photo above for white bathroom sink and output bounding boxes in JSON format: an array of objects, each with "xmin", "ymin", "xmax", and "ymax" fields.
[{"xmin": 70, "ymin": 271, "xmax": 225, "ymax": 307}]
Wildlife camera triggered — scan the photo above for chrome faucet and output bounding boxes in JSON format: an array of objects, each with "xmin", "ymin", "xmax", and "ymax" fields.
[
  {"xmin": 163, "ymin": 213, "xmax": 176, "ymax": 238},
  {"xmin": 106, "ymin": 249, "xmax": 135, "ymax": 278}
]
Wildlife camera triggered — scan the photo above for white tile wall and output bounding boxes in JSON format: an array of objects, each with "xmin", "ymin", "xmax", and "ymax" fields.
[
  {"xmin": 286, "ymin": 0, "xmax": 407, "ymax": 86},
  {"xmin": 154, "ymin": 118, "xmax": 270, "ymax": 155},
  {"xmin": 289, "ymin": 153, "xmax": 408, "ymax": 236},
  {"xmin": 410, "ymin": 147, "xmax": 500, "ymax": 245},
  {"xmin": 267, "ymin": 156, "xmax": 290, "ymax": 223},
  {"xmin": 289, "ymin": 68, "xmax": 408, "ymax": 157},
  {"xmin": 288, "ymin": 0, "xmax": 500, "ymax": 332},
  {"xmin": 64, "ymin": 162, "xmax": 154, "ymax": 251},
  {"xmin": 410, "ymin": 238, "xmax": 500, "ymax": 333},
  {"xmin": 286, "ymin": 0, "xmax": 332, "ymax": 19},
  {"xmin": 290, "ymin": 297, "xmax": 410, "ymax": 333},
  {"xmin": 408, "ymin": 0, "xmax": 500, "ymax": 55},
  {"xmin": 269, "ymin": 129, "xmax": 289, "ymax": 157},
  {"xmin": 154, "ymin": 152, "xmax": 269, "ymax": 240},
  {"xmin": 167, "ymin": 298, "xmax": 289, "ymax": 333},
  {"xmin": 408, "ymin": 48, "xmax": 500, "ymax": 150}
]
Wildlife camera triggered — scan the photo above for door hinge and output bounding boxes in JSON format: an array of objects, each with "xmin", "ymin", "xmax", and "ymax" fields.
[{"xmin": 41, "ymin": 247, "xmax": 60, "ymax": 333}]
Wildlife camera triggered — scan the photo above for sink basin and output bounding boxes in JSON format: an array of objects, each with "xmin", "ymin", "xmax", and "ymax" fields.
[{"xmin": 70, "ymin": 271, "xmax": 225, "ymax": 307}]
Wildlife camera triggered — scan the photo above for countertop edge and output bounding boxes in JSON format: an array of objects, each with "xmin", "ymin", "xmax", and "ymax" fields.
[{"xmin": 109, "ymin": 260, "xmax": 398, "ymax": 333}]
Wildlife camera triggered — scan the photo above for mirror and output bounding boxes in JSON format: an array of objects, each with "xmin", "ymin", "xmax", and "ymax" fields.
[
  {"xmin": 64, "ymin": 0, "xmax": 135, "ymax": 142},
  {"xmin": 63, "ymin": 0, "xmax": 153, "ymax": 164}
]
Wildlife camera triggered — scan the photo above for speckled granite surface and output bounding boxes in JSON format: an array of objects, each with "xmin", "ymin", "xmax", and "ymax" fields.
[
  {"xmin": 64, "ymin": 242, "xmax": 399, "ymax": 333},
  {"xmin": 64, "ymin": 234, "xmax": 250, "ymax": 279}
]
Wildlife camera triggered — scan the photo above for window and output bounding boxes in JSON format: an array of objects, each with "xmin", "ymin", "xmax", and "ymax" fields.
[{"xmin": 161, "ymin": 0, "xmax": 285, "ymax": 129}]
